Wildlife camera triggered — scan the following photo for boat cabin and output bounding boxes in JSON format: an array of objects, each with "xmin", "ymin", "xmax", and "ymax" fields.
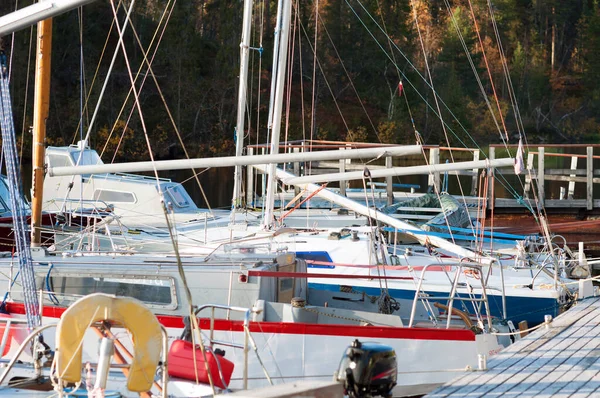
[{"xmin": 43, "ymin": 142, "xmax": 215, "ymax": 228}]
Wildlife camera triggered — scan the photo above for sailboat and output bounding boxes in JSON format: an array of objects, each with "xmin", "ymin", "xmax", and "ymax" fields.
[
  {"xmin": 28, "ymin": 0, "xmax": 581, "ymax": 328},
  {"xmin": 0, "ymin": 1, "xmax": 515, "ymax": 397}
]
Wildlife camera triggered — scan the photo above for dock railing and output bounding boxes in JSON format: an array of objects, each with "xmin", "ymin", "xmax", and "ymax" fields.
[{"xmin": 246, "ymin": 140, "xmax": 599, "ymax": 213}]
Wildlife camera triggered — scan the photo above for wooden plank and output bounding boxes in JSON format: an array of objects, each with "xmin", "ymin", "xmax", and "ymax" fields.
[
  {"xmin": 246, "ymin": 147, "xmax": 255, "ymax": 205},
  {"xmin": 229, "ymin": 381, "xmax": 344, "ymax": 397},
  {"xmin": 456, "ymin": 306, "xmax": 599, "ymax": 397},
  {"xmin": 317, "ymin": 161, "xmax": 385, "ymax": 171},
  {"xmin": 567, "ymin": 156, "xmax": 579, "ymax": 199},
  {"xmin": 489, "ymin": 310, "xmax": 600, "ymax": 396},
  {"xmin": 524, "ymin": 152, "xmax": 534, "ymax": 198},
  {"xmin": 339, "ymin": 149, "xmax": 346, "ymax": 196},
  {"xmin": 561, "ymin": 368, "xmax": 600, "ymax": 398},
  {"xmin": 489, "ymin": 146, "xmax": 495, "ymax": 210},
  {"xmin": 534, "ymin": 321, "xmax": 600, "ymax": 396},
  {"xmin": 293, "ymin": 147, "xmax": 300, "ymax": 198},
  {"xmin": 538, "ymin": 147, "xmax": 545, "ymax": 207},
  {"xmin": 386, "ymin": 156, "xmax": 393, "ymax": 206},
  {"xmin": 471, "ymin": 150, "xmax": 479, "ymax": 196},
  {"xmin": 587, "ymin": 146, "xmax": 594, "ymax": 210},
  {"xmin": 428, "ymin": 299, "xmax": 599, "ymax": 397},
  {"xmin": 539, "ymin": 175, "xmax": 600, "ymax": 184},
  {"xmin": 429, "ymin": 147, "xmax": 440, "ymax": 192}
]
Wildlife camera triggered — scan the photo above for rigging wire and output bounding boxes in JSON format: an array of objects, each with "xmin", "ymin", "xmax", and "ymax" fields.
[
  {"xmin": 440, "ymin": 0, "xmax": 505, "ymax": 144},
  {"xmin": 255, "ymin": 0, "xmax": 267, "ymax": 217},
  {"xmin": 110, "ymin": 3, "xmax": 218, "ymax": 390},
  {"xmin": 18, "ymin": 24, "xmax": 34, "ymax": 160},
  {"xmin": 409, "ymin": 0, "xmax": 473, "ymax": 245},
  {"xmin": 105, "ymin": 8, "xmax": 212, "ymax": 390},
  {"xmin": 314, "ymin": 11, "xmax": 380, "ymax": 140},
  {"xmin": 297, "ymin": 14, "xmax": 352, "ymax": 137},
  {"xmin": 99, "ymin": 0, "xmax": 174, "ymax": 160},
  {"xmin": 465, "ymin": 0, "xmax": 509, "ymax": 142},
  {"xmin": 344, "ymin": 0, "xmax": 477, "ymax": 149},
  {"xmin": 0, "ymin": 54, "xmax": 40, "ymax": 330},
  {"xmin": 126, "ymin": 4, "xmax": 215, "ymax": 214},
  {"xmin": 344, "ymin": 0, "xmax": 530, "ymax": 209},
  {"xmin": 283, "ymin": 0, "xmax": 297, "ymax": 152},
  {"xmin": 309, "ymin": 0, "xmax": 319, "ymax": 175},
  {"xmin": 295, "ymin": 0, "xmax": 306, "ymax": 144},
  {"xmin": 71, "ymin": 1, "xmax": 121, "ymax": 145},
  {"xmin": 58, "ymin": 0, "xmax": 133, "ymax": 215}
]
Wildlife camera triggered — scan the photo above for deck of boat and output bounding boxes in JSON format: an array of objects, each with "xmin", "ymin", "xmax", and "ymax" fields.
[{"xmin": 428, "ymin": 296, "xmax": 600, "ymax": 397}]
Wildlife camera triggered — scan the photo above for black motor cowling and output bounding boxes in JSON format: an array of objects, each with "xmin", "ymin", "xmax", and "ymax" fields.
[{"xmin": 335, "ymin": 339, "xmax": 397, "ymax": 398}]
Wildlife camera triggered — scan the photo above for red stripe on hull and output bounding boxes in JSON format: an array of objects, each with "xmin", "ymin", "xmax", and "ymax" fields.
[{"xmin": 6, "ymin": 302, "xmax": 475, "ymax": 342}]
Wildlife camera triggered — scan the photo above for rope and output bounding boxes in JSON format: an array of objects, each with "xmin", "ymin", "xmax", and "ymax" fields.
[
  {"xmin": 59, "ymin": 0, "xmax": 136, "ymax": 214},
  {"xmin": 491, "ymin": 320, "xmax": 549, "ymax": 337},
  {"xmin": 0, "ymin": 54, "xmax": 39, "ymax": 330},
  {"xmin": 18, "ymin": 24, "xmax": 34, "ymax": 160},
  {"xmin": 45, "ymin": 264, "xmax": 60, "ymax": 306}
]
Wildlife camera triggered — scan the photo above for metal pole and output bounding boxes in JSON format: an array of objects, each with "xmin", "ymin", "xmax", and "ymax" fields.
[
  {"xmin": 255, "ymin": 164, "xmax": 497, "ymax": 263},
  {"xmin": 0, "ymin": 0, "xmax": 98, "ymax": 36},
  {"xmin": 231, "ymin": 0, "xmax": 254, "ymax": 223},
  {"xmin": 284, "ymin": 158, "xmax": 516, "ymax": 185},
  {"xmin": 49, "ymin": 146, "xmax": 423, "ymax": 176},
  {"xmin": 263, "ymin": 0, "xmax": 293, "ymax": 228}
]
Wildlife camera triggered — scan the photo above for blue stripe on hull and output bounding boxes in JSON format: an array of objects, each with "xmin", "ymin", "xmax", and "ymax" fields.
[{"xmin": 308, "ymin": 282, "xmax": 561, "ymax": 325}]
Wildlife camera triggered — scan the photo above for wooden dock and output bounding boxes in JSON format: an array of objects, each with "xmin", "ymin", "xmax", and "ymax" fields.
[
  {"xmin": 428, "ymin": 297, "xmax": 600, "ymax": 397},
  {"xmin": 247, "ymin": 141, "xmax": 600, "ymax": 212}
]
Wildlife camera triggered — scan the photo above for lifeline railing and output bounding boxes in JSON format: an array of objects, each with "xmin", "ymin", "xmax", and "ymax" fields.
[
  {"xmin": 0, "ymin": 320, "xmax": 169, "ymax": 397},
  {"xmin": 407, "ymin": 260, "xmax": 495, "ymax": 330},
  {"xmin": 0, "ymin": 316, "xmax": 28, "ymax": 359},
  {"xmin": 195, "ymin": 303, "xmax": 269, "ymax": 390}
]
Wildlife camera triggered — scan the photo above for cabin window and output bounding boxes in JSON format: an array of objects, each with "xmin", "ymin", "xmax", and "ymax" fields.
[
  {"xmin": 279, "ymin": 278, "xmax": 293, "ymax": 292},
  {"xmin": 70, "ymin": 150, "xmax": 103, "ymax": 166},
  {"xmin": 93, "ymin": 189, "xmax": 136, "ymax": 203},
  {"xmin": 37, "ymin": 274, "xmax": 177, "ymax": 309},
  {"xmin": 47, "ymin": 154, "xmax": 73, "ymax": 168},
  {"xmin": 165, "ymin": 186, "xmax": 190, "ymax": 208}
]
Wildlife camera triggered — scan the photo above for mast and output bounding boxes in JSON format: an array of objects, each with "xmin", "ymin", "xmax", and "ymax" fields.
[
  {"xmin": 230, "ymin": 0, "xmax": 254, "ymax": 225},
  {"xmin": 31, "ymin": 17, "xmax": 52, "ymax": 246},
  {"xmin": 263, "ymin": 0, "xmax": 292, "ymax": 228}
]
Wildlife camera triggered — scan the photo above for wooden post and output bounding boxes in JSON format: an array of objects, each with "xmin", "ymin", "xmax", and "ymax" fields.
[
  {"xmin": 31, "ymin": 18, "xmax": 53, "ymax": 247},
  {"xmin": 428, "ymin": 147, "xmax": 440, "ymax": 192},
  {"xmin": 293, "ymin": 147, "xmax": 300, "ymax": 198},
  {"xmin": 261, "ymin": 147, "xmax": 267, "ymax": 198},
  {"xmin": 246, "ymin": 147, "xmax": 254, "ymax": 206},
  {"xmin": 538, "ymin": 147, "xmax": 545, "ymax": 208},
  {"xmin": 339, "ymin": 148, "xmax": 346, "ymax": 196},
  {"xmin": 524, "ymin": 152, "xmax": 534, "ymax": 198},
  {"xmin": 518, "ymin": 320, "xmax": 529, "ymax": 338},
  {"xmin": 488, "ymin": 146, "xmax": 495, "ymax": 209},
  {"xmin": 587, "ymin": 146, "xmax": 593, "ymax": 210},
  {"xmin": 386, "ymin": 156, "xmax": 393, "ymax": 205},
  {"xmin": 568, "ymin": 155, "xmax": 577, "ymax": 199},
  {"xmin": 471, "ymin": 149, "xmax": 479, "ymax": 196}
]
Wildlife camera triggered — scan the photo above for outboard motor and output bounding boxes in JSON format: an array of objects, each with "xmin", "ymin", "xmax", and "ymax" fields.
[{"xmin": 335, "ymin": 339, "xmax": 397, "ymax": 398}]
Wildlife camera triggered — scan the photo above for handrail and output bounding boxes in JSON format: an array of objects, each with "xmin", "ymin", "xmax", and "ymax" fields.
[
  {"xmin": 195, "ymin": 304, "xmax": 258, "ymax": 389},
  {"xmin": 0, "ymin": 321, "xmax": 169, "ymax": 397},
  {"xmin": 0, "ymin": 323, "xmax": 55, "ymax": 385},
  {"xmin": 407, "ymin": 261, "xmax": 493, "ymax": 331},
  {"xmin": 0, "ymin": 317, "xmax": 29, "ymax": 357}
]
